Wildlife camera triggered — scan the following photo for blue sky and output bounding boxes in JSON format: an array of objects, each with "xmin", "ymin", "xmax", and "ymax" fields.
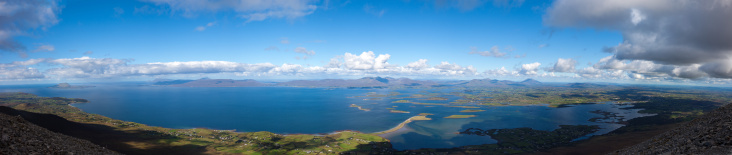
[{"xmin": 2, "ymin": 0, "xmax": 732, "ymax": 85}]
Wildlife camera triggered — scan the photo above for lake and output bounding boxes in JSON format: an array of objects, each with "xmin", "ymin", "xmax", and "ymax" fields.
[{"xmin": 0, "ymin": 84, "xmax": 652, "ymax": 150}]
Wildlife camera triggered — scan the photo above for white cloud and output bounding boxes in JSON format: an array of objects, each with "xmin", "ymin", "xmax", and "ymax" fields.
[
  {"xmin": 629, "ymin": 8, "xmax": 645, "ymax": 25},
  {"xmin": 470, "ymin": 46, "xmax": 508, "ymax": 58},
  {"xmin": 142, "ymin": 0, "xmax": 318, "ymax": 22},
  {"xmin": 484, "ymin": 67, "xmax": 510, "ymax": 76},
  {"xmin": 0, "ymin": 51, "xmax": 484, "ymax": 80},
  {"xmin": 406, "ymin": 59, "xmax": 429, "ymax": 69},
  {"xmin": 342, "ymin": 51, "xmax": 388, "ymax": 70},
  {"xmin": 325, "ymin": 56, "xmax": 342, "ymax": 68},
  {"xmin": 280, "ymin": 37, "xmax": 290, "ymax": 44},
  {"xmin": 0, "ymin": 58, "xmax": 48, "ymax": 79},
  {"xmin": 434, "ymin": 62, "xmax": 463, "ymax": 71},
  {"xmin": 0, "ymin": 67, "xmax": 44, "ymax": 79},
  {"xmin": 519, "ymin": 62, "xmax": 541, "ymax": 75},
  {"xmin": 548, "ymin": 58, "xmax": 576, "ymax": 72},
  {"xmin": 268, "ymin": 63, "xmax": 303, "ymax": 75},
  {"xmin": 12, "ymin": 58, "xmax": 47, "ymax": 66},
  {"xmin": 44, "ymin": 58, "xmax": 279, "ymax": 78}
]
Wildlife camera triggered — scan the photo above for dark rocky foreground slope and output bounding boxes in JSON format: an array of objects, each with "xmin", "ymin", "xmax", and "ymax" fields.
[
  {"xmin": 614, "ymin": 103, "xmax": 732, "ymax": 154},
  {"xmin": 0, "ymin": 112, "xmax": 120, "ymax": 155}
]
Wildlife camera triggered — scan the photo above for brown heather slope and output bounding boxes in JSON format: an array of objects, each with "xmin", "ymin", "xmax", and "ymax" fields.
[{"xmin": 0, "ymin": 112, "xmax": 120, "ymax": 155}]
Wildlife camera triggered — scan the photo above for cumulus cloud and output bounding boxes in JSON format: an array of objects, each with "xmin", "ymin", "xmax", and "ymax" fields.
[
  {"xmin": 575, "ymin": 66, "xmax": 627, "ymax": 79},
  {"xmin": 484, "ymin": 67, "xmax": 511, "ymax": 76},
  {"xmin": 0, "ymin": 0, "xmax": 60, "ymax": 57},
  {"xmin": 406, "ymin": 59, "xmax": 429, "ymax": 69},
  {"xmin": 341, "ymin": 51, "xmax": 390, "ymax": 70},
  {"xmin": 519, "ymin": 62, "xmax": 541, "ymax": 75},
  {"xmin": 0, "ymin": 58, "xmax": 47, "ymax": 79},
  {"xmin": 0, "ymin": 67, "xmax": 44, "ymax": 79},
  {"xmin": 142, "ymin": 0, "xmax": 318, "ymax": 22},
  {"xmin": 545, "ymin": 0, "xmax": 732, "ymax": 80},
  {"xmin": 469, "ymin": 46, "xmax": 508, "ymax": 58},
  {"xmin": 547, "ymin": 58, "xmax": 576, "ymax": 73}
]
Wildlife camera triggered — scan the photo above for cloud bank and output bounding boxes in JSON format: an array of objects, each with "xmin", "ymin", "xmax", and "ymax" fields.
[
  {"xmin": 545, "ymin": 0, "xmax": 732, "ymax": 80},
  {"xmin": 0, "ymin": 52, "xmax": 481, "ymax": 80}
]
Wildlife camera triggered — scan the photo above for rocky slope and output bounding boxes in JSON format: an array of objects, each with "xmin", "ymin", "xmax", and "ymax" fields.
[
  {"xmin": 614, "ymin": 103, "xmax": 732, "ymax": 154},
  {"xmin": 0, "ymin": 112, "xmax": 120, "ymax": 155}
]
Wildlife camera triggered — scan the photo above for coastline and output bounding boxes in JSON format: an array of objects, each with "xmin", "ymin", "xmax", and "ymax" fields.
[{"xmin": 372, "ymin": 115, "xmax": 432, "ymax": 135}]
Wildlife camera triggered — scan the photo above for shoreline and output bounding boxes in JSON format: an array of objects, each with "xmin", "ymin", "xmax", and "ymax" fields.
[{"xmin": 372, "ymin": 115, "xmax": 432, "ymax": 135}]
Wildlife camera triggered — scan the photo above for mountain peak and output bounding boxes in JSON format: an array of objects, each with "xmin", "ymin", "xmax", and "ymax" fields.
[{"xmin": 520, "ymin": 79, "xmax": 542, "ymax": 85}]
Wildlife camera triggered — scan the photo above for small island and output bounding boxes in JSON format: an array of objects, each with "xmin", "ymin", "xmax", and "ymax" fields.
[
  {"xmin": 390, "ymin": 110, "xmax": 410, "ymax": 113},
  {"xmin": 422, "ymin": 97, "xmax": 448, "ymax": 100},
  {"xmin": 444, "ymin": 115, "xmax": 477, "ymax": 119},
  {"xmin": 446, "ymin": 106, "xmax": 480, "ymax": 108},
  {"xmin": 350, "ymin": 104, "xmax": 371, "ymax": 111},
  {"xmin": 48, "ymin": 83, "xmax": 95, "ymax": 89},
  {"xmin": 460, "ymin": 109, "xmax": 486, "ymax": 113}
]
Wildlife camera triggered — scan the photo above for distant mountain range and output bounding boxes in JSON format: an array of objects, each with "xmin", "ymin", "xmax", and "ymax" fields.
[
  {"xmin": 457, "ymin": 78, "xmax": 542, "ymax": 87},
  {"xmin": 153, "ymin": 77, "xmax": 544, "ymax": 88},
  {"xmin": 153, "ymin": 78, "xmax": 267, "ymax": 87}
]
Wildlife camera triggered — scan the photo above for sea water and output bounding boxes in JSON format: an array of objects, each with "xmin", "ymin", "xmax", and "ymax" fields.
[{"xmin": 0, "ymin": 84, "xmax": 652, "ymax": 150}]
